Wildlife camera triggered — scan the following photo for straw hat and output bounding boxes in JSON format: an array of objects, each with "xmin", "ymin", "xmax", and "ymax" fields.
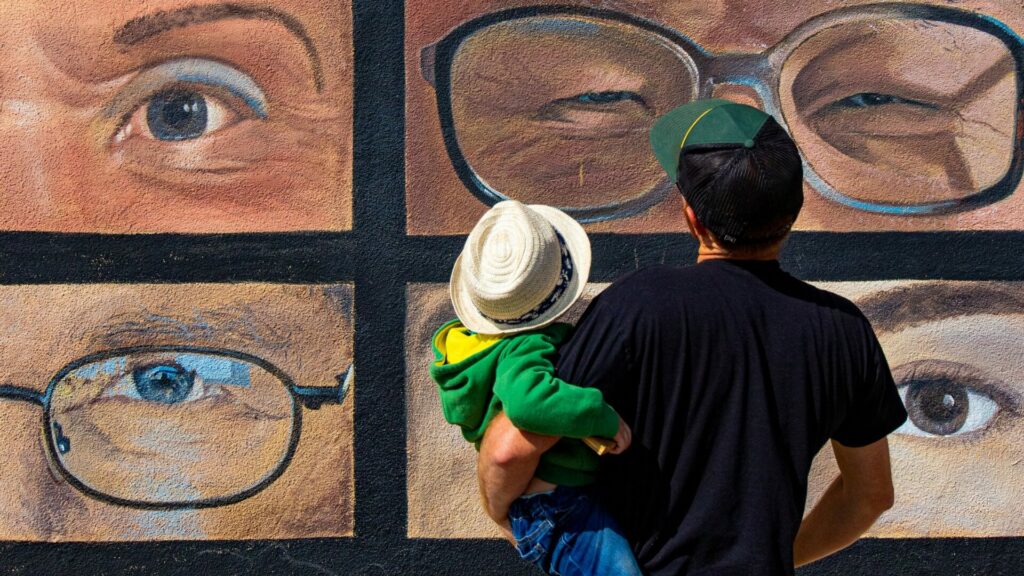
[{"xmin": 451, "ymin": 201, "xmax": 591, "ymax": 335}]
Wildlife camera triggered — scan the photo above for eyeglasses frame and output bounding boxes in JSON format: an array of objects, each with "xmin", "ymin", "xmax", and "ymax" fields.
[
  {"xmin": 420, "ymin": 2, "xmax": 1024, "ymax": 221},
  {"xmin": 0, "ymin": 344, "xmax": 351, "ymax": 510}
]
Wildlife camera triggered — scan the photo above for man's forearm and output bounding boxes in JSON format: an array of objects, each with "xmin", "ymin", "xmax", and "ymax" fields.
[
  {"xmin": 477, "ymin": 412, "xmax": 559, "ymax": 525},
  {"xmin": 793, "ymin": 475, "xmax": 891, "ymax": 567}
]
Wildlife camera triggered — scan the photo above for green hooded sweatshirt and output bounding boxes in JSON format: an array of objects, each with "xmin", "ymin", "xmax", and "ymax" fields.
[{"xmin": 429, "ymin": 319, "xmax": 620, "ymax": 486}]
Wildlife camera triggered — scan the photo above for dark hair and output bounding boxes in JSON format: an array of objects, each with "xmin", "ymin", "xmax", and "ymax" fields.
[{"xmin": 676, "ymin": 118, "xmax": 803, "ymax": 249}]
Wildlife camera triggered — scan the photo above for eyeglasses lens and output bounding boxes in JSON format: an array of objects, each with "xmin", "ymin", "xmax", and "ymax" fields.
[
  {"xmin": 448, "ymin": 16, "xmax": 697, "ymax": 215},
  {"xmin": 779, "ymin": 18, "xmax": 1017, "ymax": 208},
  {"xmin": 46, "ymin": 351, "xmax": 295, "ymax": 505}
]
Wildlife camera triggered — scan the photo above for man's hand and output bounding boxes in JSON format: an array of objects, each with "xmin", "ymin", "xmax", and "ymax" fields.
[
  {"xmin": 605, "ymin": 416, "xmax": 633, "ymax": 455},
  {"xmin": 477, "ymin": 412, "xmax": 560, "ymax": 525},
  {"xmin": 793, "ymin": 438, "xmax": 895, "ymax": 568}
]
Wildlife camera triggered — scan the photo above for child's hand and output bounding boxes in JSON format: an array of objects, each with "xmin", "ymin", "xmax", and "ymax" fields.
[{"xmin": 606, "ymin": 416, "xmax": 632, "ymax": 455}]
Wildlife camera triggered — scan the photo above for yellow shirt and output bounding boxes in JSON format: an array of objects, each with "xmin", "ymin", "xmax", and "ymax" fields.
[{"xmin": 439, "ymin": 325, "xmax": 503, "ymax": 364}]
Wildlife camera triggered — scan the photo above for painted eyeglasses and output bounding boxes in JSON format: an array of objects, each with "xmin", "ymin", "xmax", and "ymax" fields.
[
  {"xmin": 421, "ymin": 3, "xmax": 1024, "ymax": 222},
  {"xmin": 0, "ymin": 346, "xmax": 350, "ymax": 510}
]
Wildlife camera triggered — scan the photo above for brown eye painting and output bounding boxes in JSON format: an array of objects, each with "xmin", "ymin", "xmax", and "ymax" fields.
[
  {"xmin": 406, "ymin": 280, "xmax": 1024, "ymax": 539},
  {"xmin": 0, "ymin": 283, "xmax": 354, "ymax": 541},
  {"xmin": 405, "ymin": 0, "xmax": 1024, "ymax": 234},
  {"xmin": 810, "ymin": 280, "xmax": 1024, "ymax": 537},
  {"xmin": 0, "ymin": 0, "xmax": 352, "ymax": 233}
]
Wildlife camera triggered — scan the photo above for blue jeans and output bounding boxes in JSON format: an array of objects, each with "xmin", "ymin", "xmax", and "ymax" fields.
[{"xmin": 508, "ymin": 486, "xmax": 644, "ymax": 576}]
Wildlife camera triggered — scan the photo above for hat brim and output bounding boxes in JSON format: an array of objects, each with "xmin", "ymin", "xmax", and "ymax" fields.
[
  {"xmin": 451, "ymin": 205, "xmax": 592, "ymax": 336},
  {"xmin": 649, "ymin": 98, "xmax": 734, "ymax": 182}
]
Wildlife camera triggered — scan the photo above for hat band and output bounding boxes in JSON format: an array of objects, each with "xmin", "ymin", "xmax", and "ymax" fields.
[{"xmin": 479, "ymin": 232, "xmax": 574, "ymax": 327}]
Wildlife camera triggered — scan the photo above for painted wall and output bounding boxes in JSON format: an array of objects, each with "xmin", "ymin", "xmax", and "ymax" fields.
[{"xmin": 0, "ymin": 0, "xmax": 1021, "ymax": 574}]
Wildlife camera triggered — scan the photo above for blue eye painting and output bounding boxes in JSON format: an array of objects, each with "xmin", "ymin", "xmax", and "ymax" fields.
[
  {"xmin": 132, "ymin": 363, "xmax": 196, "ymax": 403},
  {"xmin": 145, "ymin": 90, "xmax": 210, "ymax": 142}
]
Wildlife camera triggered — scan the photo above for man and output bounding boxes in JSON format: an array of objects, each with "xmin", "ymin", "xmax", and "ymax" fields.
[{"xmin": 477, "ymin": 99, "xmax": 909, "ymax": 575}]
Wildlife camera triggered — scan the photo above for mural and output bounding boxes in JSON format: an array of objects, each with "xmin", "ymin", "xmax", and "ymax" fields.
[
  {"xmin": 2, "ymin": 0, "xmax": 1022, "ymax": 572},
  {"xmin": 406, "ymin": 281, "xmax": 1024, "ymax": 539},
  {"xmin": 406, "ymin": 0, "xmax": 1024, "ymax": 234},
  {"xmin": 0, "ymin": 283, "xmax": 354, "ymax": 541},
  {"xmin": 0, "ymin": 0, "xmax": 353, "ymax": 233}
]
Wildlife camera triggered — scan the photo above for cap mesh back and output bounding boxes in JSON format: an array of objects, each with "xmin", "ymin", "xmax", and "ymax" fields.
[{"xmin": 677, "ymin": 118, "xmax": 803, "ymax": 245}]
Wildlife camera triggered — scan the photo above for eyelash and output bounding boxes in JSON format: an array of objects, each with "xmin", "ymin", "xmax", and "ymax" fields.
[{"xmin": 895, "ymin": 359, "xmax": 1016, "ymax": 412}]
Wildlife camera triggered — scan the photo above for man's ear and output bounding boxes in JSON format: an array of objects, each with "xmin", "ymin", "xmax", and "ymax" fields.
[{"xmin": 683, "ymin": 203, "xmax": 713, "ymax": 247}]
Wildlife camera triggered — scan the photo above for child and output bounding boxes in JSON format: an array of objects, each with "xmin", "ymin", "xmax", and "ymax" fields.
[{"xmin": 429, "ymin": 200, "xmax": 643, "ymax": 576}]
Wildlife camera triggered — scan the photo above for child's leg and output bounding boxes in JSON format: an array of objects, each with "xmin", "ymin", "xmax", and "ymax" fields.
[
  {"xmin": 507, "ymin": 491, "xmax": 558, "ymax": 568},
  {"xmin": 546, "ymin": 488, "xmax": 644, "ymax": 576},
  {"xmin": 507, "ymin": 486, "xmax": 642, "ymax": 576}
]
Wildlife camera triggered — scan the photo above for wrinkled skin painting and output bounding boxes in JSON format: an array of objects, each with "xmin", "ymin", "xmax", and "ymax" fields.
[
  {"xmin": 406, "ymin": 0, "xmax": 1024, "ymax": 234},
  {"xmin": 0, "ymin": 284, "xmax": 354, "ymax": 541},
  {"xmin": 0, "ymin": 0, "xmax": 352, "ymax": 233},
  {"xmin": 406, "ymin": 281, "xmax": 1024, "ymax": 539}
]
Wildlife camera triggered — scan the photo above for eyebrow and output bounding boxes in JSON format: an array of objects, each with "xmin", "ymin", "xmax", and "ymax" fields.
[
  {"xmin": 857, "ymin": 282, "xmax": 1024, "ymax": 333},
  {"xmin": 114, "ymin": 3, "xmax": 324, "ymax": 92},
  {"xmin": 93, "ymin": 306, "xmax": 289, "ymax": 352}
]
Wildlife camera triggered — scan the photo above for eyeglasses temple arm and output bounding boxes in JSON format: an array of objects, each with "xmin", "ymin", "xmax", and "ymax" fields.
[
  {"xmin": 0, "ymin": 385, "xmax": 45, "ymax": 406},
  {"xmin": 292, "ymin": 365, "xmax": 352, "ymax": 410}
]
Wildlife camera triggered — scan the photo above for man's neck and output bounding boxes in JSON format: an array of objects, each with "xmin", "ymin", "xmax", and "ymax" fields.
[{"xmin": 696, "ymin": 245, "xmax": 780, "ymax": 263}]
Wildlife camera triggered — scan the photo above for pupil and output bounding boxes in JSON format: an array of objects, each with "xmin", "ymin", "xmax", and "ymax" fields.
[
  {"xmin": 906, "ymin": 378, "xmax": 969, "ymax": 436},
  {"xmin": 133, "ymin": 364, "xmax": 194, "ymax": 404},
  {"xmin": 146, "ymin": 89, "xmax": 208, "ymax": 141}
]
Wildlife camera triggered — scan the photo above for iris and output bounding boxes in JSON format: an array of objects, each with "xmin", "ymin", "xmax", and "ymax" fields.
[
  {"xmin": 905, "ymin": 376, "xmax": 969, "ymax": 436},
  {"xmin": 572, "ymin": 91, "xmax": 644, "ymax": 105},
  {"xmin": 146, "ymin": 89, "xmax": 209, "ymax": 141},
  {"xmin": 132, "ymin": 364, "xmax": 195, "ymax": 404}
]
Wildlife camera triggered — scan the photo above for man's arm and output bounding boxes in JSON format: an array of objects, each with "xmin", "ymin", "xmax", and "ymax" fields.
[
  {"xmin": 477, "ymin": 412, "xmax": 560, "ymax": 537},
  {"xmin": 793, "ymin": 438, "xmax": 895, "ymax": 567},
  {"xmin": 477, "ymin": 287, "xmax": 635, "ymax": 535}
]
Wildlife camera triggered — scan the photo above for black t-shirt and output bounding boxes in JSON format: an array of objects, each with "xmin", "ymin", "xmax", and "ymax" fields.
[{"xmin": 556, "ymin": 261, "xmax": 907, "ymax": 576}]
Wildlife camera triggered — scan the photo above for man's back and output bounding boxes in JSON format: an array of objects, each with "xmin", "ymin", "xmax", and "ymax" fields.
[{"xmin": 556, "ymin": 261, "xmax": 907, "ymax": 575}]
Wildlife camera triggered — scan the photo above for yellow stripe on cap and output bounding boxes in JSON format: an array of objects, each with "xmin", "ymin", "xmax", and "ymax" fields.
[{"xmin": 680, "ymin": 107, "xmax": 716, "ymax": 150}]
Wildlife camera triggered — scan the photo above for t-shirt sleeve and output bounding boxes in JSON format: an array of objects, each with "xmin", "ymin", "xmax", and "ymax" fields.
[
  {"xmin": 831, "ymin": 327, "xmax": 908, "ymax": 447},
  {"xmin": 555, "ymin": 288, "xmax": 634, "ymax": 405}
]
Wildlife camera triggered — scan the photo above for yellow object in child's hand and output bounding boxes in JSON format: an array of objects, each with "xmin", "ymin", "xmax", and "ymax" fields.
[{"xmin": 584, "ymin": 437, "xmax": 616, "ymax": 455}]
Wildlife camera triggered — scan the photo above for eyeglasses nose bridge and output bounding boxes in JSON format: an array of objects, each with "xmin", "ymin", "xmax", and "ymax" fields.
[
  {"xmin": 700, "ymin": 55, "xmax": 777, "ymax": 109},
  {"xmin": 420, "ymin": 43, "xmax": 438, "ymax": 86}
]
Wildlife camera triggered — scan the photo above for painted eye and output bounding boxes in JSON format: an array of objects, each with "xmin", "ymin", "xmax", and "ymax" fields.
[
  {"xmin": 895, "ymin": 361, "xmax": 1002, "ymax": 437},
  {"xmin": 98, "ymin": 352, "xmax": 254, "ymax": 405},
  {"xmin": 131, "ymin": 364, "xmax": 196, "ymax": 404},
  {"xmin": 832, "ymin": 92, "xmax": 936, "ymax": 110},
  {"xmin": 144, "ymin": 89, "xmax": 232, "ymax": 141},
  {"xmin": 568, "ymin": 91, "xmax": 646, "ymax": 105},
  {"xmin": 110, "ymin": 58, "xmax": 269, "ymax": 145},
  {"xmin": 117, "ymin": 89, "xmax": 239, "ymax": 143},
  {"xmin": 104, "ymin": 359, "xmax": 211, "ymax": 405}
]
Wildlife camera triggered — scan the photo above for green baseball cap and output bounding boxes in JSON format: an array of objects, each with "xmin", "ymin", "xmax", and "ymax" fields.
[
  {"xmin": 650, "ymin": 99, "xmax": 772, "ymax": 183},
  {"xmin": 648, "ymin": 99, "xmax": 804, "ymax": 245}
]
